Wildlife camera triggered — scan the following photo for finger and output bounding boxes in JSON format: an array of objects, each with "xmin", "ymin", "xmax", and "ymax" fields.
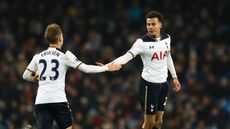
[
  {"xmin": 173, "ymin": 87, "xmax": 177, "ymax": 91},
  {"xmin": 176, "ymin": 87, "xmax": 180, "ymax": 91},
  {"xmin": 117, "ymin": 65, "xmax": 121, "ymax": 69},
  {"xmin": 176, "ymin": 88, "xmax": 179, "ymax": 91},
  {"xmin": 174, "ymin": 86, "xmax": 180, "ymax": 91}
]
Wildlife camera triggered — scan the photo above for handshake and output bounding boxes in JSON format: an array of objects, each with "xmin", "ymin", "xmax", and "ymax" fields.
[
  {"xmin": 107, "ymin": 63, "xmax": 121, "ymax": 71},
  {"xmin": 96, "ymin": 62, "xmax": 121, "ymax": 72},
  {"xmin": 32, "ymin": 62, "xmax": 121, "ymax": 82}
]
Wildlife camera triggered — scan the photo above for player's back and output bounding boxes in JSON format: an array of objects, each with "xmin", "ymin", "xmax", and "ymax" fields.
[{"xmin": 34, "ymin": 47, "xmax": 69, "ymax": 104}]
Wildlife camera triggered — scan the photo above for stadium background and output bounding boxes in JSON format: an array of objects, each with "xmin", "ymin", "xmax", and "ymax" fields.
[{"xmin": 0, "ymin": 0, "xmax": 229, "ymax": 129}]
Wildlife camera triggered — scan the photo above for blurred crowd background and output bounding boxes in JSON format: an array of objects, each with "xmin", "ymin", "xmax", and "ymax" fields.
[{"xmin": 0, "ymin": 0, "xmax": 229, "ymax": 129}]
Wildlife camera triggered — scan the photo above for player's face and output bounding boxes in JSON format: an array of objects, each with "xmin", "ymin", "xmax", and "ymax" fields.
[{"xmin": 146, "ymin": 18, "xmax": 162, "ymax": 38}]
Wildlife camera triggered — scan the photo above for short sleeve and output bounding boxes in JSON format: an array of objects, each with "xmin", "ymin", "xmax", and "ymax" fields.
[
  {"xmin": 65, "ymin": 50, "xmax": 82, "ymax": 68},
  {"xmin": 128, "ymin": 39, "xmax": 143, "ymax": 57}
]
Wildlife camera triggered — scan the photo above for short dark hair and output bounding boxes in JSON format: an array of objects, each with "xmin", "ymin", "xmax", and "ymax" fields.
[
  {"xmin": 44, "ymin": 23, "xmax": 62, "ymax": 44},
  {"xmin": 145, "ymin": 11, "xmax": 163, "ymax": 23}
]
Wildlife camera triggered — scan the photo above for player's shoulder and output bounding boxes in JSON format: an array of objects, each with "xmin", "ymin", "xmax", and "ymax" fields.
[
  {"xmin": 160, "ymin": 32, "xmax": 170, "ymax": 40},
  {"xmin": 140, "ymin": 34, "xmax": 153, "ymax": 42},
  {"xmin": 55, "ymin": 48, "xmax": 65, "ymax": 53},
  {"xmin": 65, "ymin": 50, "xmax": 79, "ymax": 61},
  {"xmin": 133, "ymin": 34, "xmax": 157, "ymax": 45}
]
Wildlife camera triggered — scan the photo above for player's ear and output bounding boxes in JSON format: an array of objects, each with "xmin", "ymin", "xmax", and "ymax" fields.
[
  {"xmin": 57, "ymin": 35, "xmax": 62, "ymax": 42},
  {"xmin": 57, "ymin": 36, "xmax": 60, "ymax": 42},
  {"xmin": 159, "ymin": 22, "xmax": 162, "ymax": 28},
  {"xmin": 58, "ymin": 34, "xmax": 63, "ymax": 42}
]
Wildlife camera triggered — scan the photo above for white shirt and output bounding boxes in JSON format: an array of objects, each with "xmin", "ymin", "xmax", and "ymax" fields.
[
  {"xmin": 25, "ymin": 48, "xmax": 80, "ymax": 104},
  {"xmin": 24, "ymin": 48, "xmax": 108, "ymax": 104},
  {"xmin": 112, "ymin": 33, "xmax": 177, "ymax": 83}
]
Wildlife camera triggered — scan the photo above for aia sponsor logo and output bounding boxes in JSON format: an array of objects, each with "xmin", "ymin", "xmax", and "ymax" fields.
[{"xmin": 151, "ymin": 51, "xmax": 168, "ymax": 60}]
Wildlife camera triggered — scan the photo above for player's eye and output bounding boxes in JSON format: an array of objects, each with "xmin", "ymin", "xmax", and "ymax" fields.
[{"xmin": 147, "ymin": 23, "xmax": 155, "ymax": 26}]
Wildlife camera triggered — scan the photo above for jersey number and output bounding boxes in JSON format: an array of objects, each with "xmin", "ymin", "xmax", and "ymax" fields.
[{"xmin": 39, "ymin": 59, "xmax": 59, "ymax": 81}]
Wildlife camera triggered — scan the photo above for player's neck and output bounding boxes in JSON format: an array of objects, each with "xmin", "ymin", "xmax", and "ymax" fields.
[
  {"xmin": 49, "ymin": 44, "xmax": 60, "ymax": 49},
  {"xmin": 147, "ymin": 33, "xmax": 160, "ymax": 40}
]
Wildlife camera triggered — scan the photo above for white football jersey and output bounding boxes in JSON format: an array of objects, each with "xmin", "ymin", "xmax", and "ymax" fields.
[
  {"xmin": 129, "ymin": 33, "xmax": 171, "ymax": 83},
  {"xmin": 26, "ymin": 47, "xmax": 81, "ymax": 104}
]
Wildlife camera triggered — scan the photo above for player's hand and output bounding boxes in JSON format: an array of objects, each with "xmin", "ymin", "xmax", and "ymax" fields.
[
  {"xmin": 172, "ymin": 78, "xmax": 181, "ymax": 92},
  {"xmin": 107, "ymin": 63, "xmax": 121, "ymax": 71},
  {"xmin": 33, "ymin": 71, "xmax": 39, "ymax": 81}
]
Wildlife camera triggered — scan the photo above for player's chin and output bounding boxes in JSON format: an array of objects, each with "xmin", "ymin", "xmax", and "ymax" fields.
[{"xmin": 148, "ymin": 32, "xmax": 156, "ymax": 37}]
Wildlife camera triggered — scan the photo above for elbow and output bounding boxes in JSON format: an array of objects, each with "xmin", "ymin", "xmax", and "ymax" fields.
[
  {"xmin": 22, "ymin": 70, "xmax": 33, "ymax": 81},
  {"xmin": 78, "ymin": 64, "xmax": 92, "ymax": 73},
  {"xmin": 22, "ymin": 72, "xmax": 28, "ymax": 80},
  {"xmin": 78, "ymin": 68, "xmax": 91, "ymax": 74},
  {"xmin": 82, "ymin": 71, "xmax": 91, "ymax": 74}
]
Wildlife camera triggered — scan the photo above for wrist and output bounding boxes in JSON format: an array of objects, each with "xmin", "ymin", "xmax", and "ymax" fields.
[
  {"xmin": 105, "ymin": 66, "xmax": 109, "ymax": 71},
  {"xmin": 172, "ymin": 75, "xmax": 177, "ymax": 78}
]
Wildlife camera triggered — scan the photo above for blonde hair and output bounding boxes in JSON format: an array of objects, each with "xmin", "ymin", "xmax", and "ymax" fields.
[{"xmin": 44, "ymin": 23, "xmax": 62, "ymax": 44}]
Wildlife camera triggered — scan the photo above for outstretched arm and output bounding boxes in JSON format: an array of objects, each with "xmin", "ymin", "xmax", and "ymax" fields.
[
  {"xmin": 110, "ymin": 51, "xmax": 134, "ymax": 65},
  {"xmin": 77, "ymin": 63, "xmax": 120, "ymax": 73},
  {"xmin": 65, "ymin": 50, "xmax": 121, "ymax": 73}
]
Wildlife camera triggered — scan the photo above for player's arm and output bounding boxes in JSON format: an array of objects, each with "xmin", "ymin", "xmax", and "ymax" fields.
[
  {"xmin": 77, "ymin": 63, "xmax": 120, "ymax": 73},
  {"xmin": 65, "ymin": 50, "xmax": 121, "ymax": 73},
  {"xmin": 22, "ymin": 69, "xmax": 39, "ymax": 82},
  {"xmin": 22, "ymin": 55, "xmax": 39, "ymax": 82},
  {"xmin": 166, "ymin": 35, "xmax": 177, "ymax": 79},
  {"xmin": 107, "ymin": 39, "xmax": 141, "ymax": 66},
  {"xmin": 109, "ymin": 51, "xmax": 134, "ymax": 65},
  {"xmin": 167, "ymin": 52, "xmax": 181, "ymax": 91},
  {"xmin": 167, "ymin": 52, "xmax": 177, "ymax": 78}
]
